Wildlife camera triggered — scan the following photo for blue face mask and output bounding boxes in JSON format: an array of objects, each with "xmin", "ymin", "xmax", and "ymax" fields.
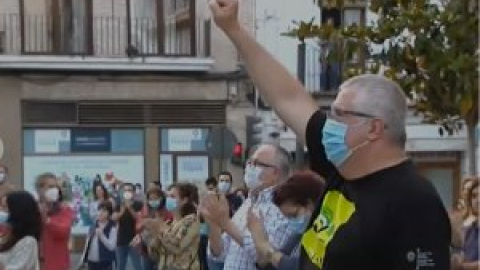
[
  {"xmin": 148, "ymin": 200, "xmax": 162, "ymax": 209},
  {"xmin": 0, "ymin": 211, "xmax": 9, "ymax": 224},
  {"xmin": 218, "ymin": 182, "xmax": 231, "ymax": 194},
  {"xmin": 322, "ymin": 118, "xmax": 369, "ymax": 167},
  {"xmin": 289, "ymin": 215, "xmax": 309, "ymax": 234},
  {"xmin": 165, "ymin": 197, "xmax": 178, "ymax": 212}
]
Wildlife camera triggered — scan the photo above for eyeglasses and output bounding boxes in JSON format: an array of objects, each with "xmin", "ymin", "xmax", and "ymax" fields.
[
  {"xmin": 330, "ymin": 106, "xmax": 376, "ymax": 119},
  {"xmin": 329, "ymin": 106, "xmax": 389, "ymax": 129},
  {"xmin": 245, "ymin": 159, "xmax": 277, "ymax": 169}
]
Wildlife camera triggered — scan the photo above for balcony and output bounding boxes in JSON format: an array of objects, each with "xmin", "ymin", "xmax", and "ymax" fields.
[
  {"xmin": 303, "ymin": 43, "xmax": 341, "ymax": 96},
  {"xmin": 0, "ymin": 13, "xmax": 213, "ymax": 72},
  {"xmin": 303, "ymin": 42, "xmax": 365, "ymax": 97}
]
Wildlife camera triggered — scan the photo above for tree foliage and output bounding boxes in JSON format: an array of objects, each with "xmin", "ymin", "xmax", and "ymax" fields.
[{"xmin": 287, "ymin": 0, "xmax": 479, "ymax": 173}]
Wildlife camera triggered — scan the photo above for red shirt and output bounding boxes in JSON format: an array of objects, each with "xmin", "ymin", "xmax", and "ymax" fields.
[{"xmin": 41, "ymin": 205, "xmax": 74, "ymax": 270}]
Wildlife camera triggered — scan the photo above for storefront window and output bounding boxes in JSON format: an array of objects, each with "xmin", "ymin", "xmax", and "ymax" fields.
[
  {"xmin": 159, "ymin": 128, "xmax": 211, "ymax": 188},
  {"xmin": 23, "ymin": 128, "xmax": 145, "ymax": 235}
]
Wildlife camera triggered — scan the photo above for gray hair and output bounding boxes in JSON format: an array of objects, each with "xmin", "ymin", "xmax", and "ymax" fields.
[
  {"xmin": 340, "ymin": 74, "xmax": 407, "ymax": 146},
  {"xmin": 250, "ymin": 143, "xmax": 292, "ymax": 181},
  {"xmin": 272, "ymin": 145, "xmax": 292, "ymax": 181}
]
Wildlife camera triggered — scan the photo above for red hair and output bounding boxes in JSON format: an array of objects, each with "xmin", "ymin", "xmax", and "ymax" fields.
[{"xmin": 273, "ymin": 170, "xmax": 325, "ymax": 207}]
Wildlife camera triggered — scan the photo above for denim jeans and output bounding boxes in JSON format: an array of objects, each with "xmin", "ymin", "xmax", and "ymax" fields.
[
  {"xmin": 199, "ymin": 235, "xmax": 209, "ymax": 270},
  {"xmin": 207, "ymin": 258, "xmax": 224, "ymax": 270},
  {"xmin": 142, "ymin": 255, "xmax": 157, "ymax": 270},
  {"xmin": 116, "ymin": 245, "xmax": 142, "ymax": 270}
]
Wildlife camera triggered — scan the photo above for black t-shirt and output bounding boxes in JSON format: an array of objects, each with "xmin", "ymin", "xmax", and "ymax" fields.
[
  {"xmin": 300, "ymin": 110, "xmax": 451, "ymax": 270},
  {"xmin": 226, "ymin": 193, "xmax": 243, "ymax": 217},
  {"xmin": 115, "ymin": 202, "xmax": 141, "ymax": 246}
]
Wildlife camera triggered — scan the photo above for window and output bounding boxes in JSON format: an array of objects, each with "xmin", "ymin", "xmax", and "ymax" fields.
[
  {"xmin": 343, "ymin": 8, "xmax": 362, "ymax": 27},
  {"xmin": 343, "ymin": 8, "xmax": 364, "ymax": 64},
  {"xmin": 21, "ymin": 0, "xmax": 90, "ymax": 54},
  {"xmin": 321, "ymin": 8, "xmax": 341, "ymax": 28},
  {"xmin": 159, "ymin": 128, "xmax": 211, "ymax": 188},
  {"xmin": 23, "ymin": 128, "xmax": 145, "ymax": 235}
]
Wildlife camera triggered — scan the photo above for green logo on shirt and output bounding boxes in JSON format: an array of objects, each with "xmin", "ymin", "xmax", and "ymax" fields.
[{"xmin": 301, "ymin": 190, "xmax": 356, "ymax": 268}]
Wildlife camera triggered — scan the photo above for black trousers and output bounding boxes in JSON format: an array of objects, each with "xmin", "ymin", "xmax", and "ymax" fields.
[
  {"xmin": 88, "ymin": 261, "xmax": 113, "ymax": 270},
  {"xmin": 198, "ymin": 235, "xmax": 209, "ymax": 270}
]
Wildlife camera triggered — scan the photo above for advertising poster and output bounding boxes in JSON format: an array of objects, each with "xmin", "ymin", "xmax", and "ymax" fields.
[
  {"xmin": 177, "ymin": 155, "xmax": 209, "ymax": 184},
  {"xmin": 159, "ymin": 154, "xmax": 173, "ymax": 189},
  {"xmin": 23, "ymin": 155, "xmax": 144, "ymax": 235},
  {"xmin": 34, "ymin": 129, "xmax": 70, "ymax": 153},
  {"xmin": 167, "ymin": 129, "xmax": 203, "ymax": 151}
]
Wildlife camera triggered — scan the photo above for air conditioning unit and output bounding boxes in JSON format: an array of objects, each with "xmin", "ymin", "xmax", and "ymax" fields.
[{"xmin": 0, "ymin": 31, "xmax": 5, "ymax": 54}]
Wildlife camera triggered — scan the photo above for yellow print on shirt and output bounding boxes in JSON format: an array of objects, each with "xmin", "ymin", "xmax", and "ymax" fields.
[{"xmin": 301, "ymin": 190, "xmax": 356, "ymax": 268}]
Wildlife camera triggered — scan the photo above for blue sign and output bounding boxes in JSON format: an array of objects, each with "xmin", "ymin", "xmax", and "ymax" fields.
[{"xmin": 71, "ymin": 129, "xmax": 111, "ymax": 152}]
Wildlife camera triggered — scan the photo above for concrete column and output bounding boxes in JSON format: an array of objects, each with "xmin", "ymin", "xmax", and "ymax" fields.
[
  {"xmin": 145, "ymin": 127, "xmax": 159, "ymax": 186},
  {"xmin": 0, "ymin": 77, "xmax": 22, "ymax": 187}
]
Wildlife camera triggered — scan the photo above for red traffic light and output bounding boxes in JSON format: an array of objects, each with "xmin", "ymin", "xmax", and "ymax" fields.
[{"xmin": 233, "ymin": 143, "xmax": 243, "ymax": 157}]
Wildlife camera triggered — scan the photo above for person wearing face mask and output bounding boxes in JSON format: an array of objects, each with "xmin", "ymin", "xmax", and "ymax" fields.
[
  {"xmin": 81, "ymin": 201, "xmax": 117, "ymax": 270},
  {"xmin": 217, "ymin": 171, "xmax": 242, "ymax": 217},
  {"xmin": 200, "ymin": 144, "xmax": 295, "ymax": 270},
  {"xmin": 147, "ymin": 183, "xmax": 200, "ymax": 270},
  {"xmin": 247, "ymin": 171, "xmax": 325, "ymax": 270},
  {"xmin": 111, "ymin": 183, "xmax": 143, "ymax": 270},
  {"xmin": 35, "ymin": 173, "xmax": 74, "ymax": 270},
  {"xmin": 132, "ymin": 187, "xmax": 173, "ymax": 270},
  {"xmin": 134, "ymin": 183, "xmax": 145, "ymax": 202},
  {"xmin": 207, "ymin": 2, "xmax": 450, "ymax": 269},
  {"xmin": 0, "ymin": 191, "xmax": 42, "ymax": 270}
]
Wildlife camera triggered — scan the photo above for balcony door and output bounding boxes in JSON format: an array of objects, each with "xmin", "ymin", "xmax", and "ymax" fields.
[
  {"xmin": 127, "ymin": 0, "xmax": 158, "ymax": 55},
  {"xmin": 20, "ymin": 0, "xmax": 92, "ymax": 54},
  {"xmin": 162, "ymin": 0, "xmax": 195, "ymax": 56}
]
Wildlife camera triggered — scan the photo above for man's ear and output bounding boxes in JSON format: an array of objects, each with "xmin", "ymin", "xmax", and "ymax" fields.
[{"xmin": 366, "ymin": 119, "xmax": 385, "ymax": 141}]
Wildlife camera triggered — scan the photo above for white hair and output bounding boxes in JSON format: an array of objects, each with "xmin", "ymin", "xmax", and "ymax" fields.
[
  {"xmin": 251, "ymin": 143, "xmax": 291, "ymax": 181},
  {"xmin": 340, "ymin": 74, "xmax": 408, "ymax": 146}
]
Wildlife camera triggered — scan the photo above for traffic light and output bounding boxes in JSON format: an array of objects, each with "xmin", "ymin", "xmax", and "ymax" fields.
[
  {"xmin": 230, "ymin": 143, "xmax": 244, "ymax": 166},
  {"xmin": 246, "ymin": 115, "xmax": 264, "ymax": 152}
]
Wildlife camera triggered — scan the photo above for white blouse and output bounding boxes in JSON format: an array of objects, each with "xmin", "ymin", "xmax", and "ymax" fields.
[{"xmin": 0, "ymin": 236, "xmax": 40, "ymax": 270}]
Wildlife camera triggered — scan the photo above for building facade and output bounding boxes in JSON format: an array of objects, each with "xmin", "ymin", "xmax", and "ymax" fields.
[{"xmin": 0, "ymin": 0, "xmax": 257, "ymax": 211}]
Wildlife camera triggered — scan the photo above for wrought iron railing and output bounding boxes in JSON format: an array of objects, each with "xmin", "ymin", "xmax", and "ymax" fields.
[{"xmin": 0, "ymin": 13, "xmax": 210, "ymax": 57}]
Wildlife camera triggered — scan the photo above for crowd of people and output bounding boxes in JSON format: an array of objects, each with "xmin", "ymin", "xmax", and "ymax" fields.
[
  {"xmin": 0, "ymin": 159, "xmax": 329, "ymax": 270},
  {"xmin": 0, "ymin": 0, "xmax": 476, "ymax": 270}
]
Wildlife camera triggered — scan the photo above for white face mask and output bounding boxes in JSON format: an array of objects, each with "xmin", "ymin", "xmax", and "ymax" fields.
[
  {"xmin": 123, "ymin": 191, "xmax": 133, "ymax": 201},
  {"xmin": 45, "ymin": 188, "xmax": 60, "ymax": 202},
  {"xmin": 218, "ymin": 182, "xmax": 231, "ymax": 194},
  {"xmin": 244, "ymin": 164, "xmax": 263, "ymax": 190},
  {"xmin": 0, "ymin": 173, "xmax": 6, "ymax": 183}
]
